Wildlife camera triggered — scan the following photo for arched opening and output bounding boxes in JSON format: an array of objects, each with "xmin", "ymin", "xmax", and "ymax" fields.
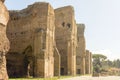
[{"xmin": 23, "ymin": 45, "xmax": 34, "ymax": 77}]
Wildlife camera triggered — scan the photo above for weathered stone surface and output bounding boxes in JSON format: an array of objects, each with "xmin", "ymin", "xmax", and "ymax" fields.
[
  {"xmin": 55, "ymin": 6, "xmax": 77, "ymax": 76},
  {"xmin": 0, "ymin": 0, "xmax": 4, "ymax": 2},
  {"xmin": 0, "ymin": 0, "xmax": 10, "ymax": 80},
  {"xmin": 85, "ymin": 50, "xmax": 91, "ymax": 74},
  {"xmin": 89, "ymin": 52, "xmax": 92, "ymax": 74},
  {"xmin": 4, "ymin": 1, "xmax": 92, "ymax": 78},
  {"xmin": 54, "ymin": 45, "xmax": 60, "ymax": 76},
  {"xmin": 76, "ymin": 24, "xmax": 86, "ymax": 75},
  {"xmin": 7, "ymin": 2, "xmax": 55, "ymax": 78}
]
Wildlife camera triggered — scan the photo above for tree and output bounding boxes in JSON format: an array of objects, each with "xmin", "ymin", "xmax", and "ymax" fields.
[
  {"xmin": 113, "ymin": 59, "xmax": 120, "ymax": 68},
  {"xmin": 92, "ymin": 54, "xmax": 107, "ymax": 73},
  {"xmin": 93, "ymin": 54, "xmax": 107, "ymax": 61},
  {"xmin": 107, "ymin": 60, "xmax": 113, "ymax": 67}
]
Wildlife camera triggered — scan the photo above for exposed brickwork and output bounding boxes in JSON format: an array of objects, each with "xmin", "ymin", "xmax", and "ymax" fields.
[
  {"xmin": 0, "ymin": 2, "xmax": 93, "ymax": 79},
  {"xmin": 0, "ymin": 0, "xmax": 10, "ymax": 80},
  {"xmin": 6, "ymin": 2, "xmax": 55, "ymax": 78},
  {"xmin": 55, "ymin": 6, "xmax": 77, "ymax": 76},
  {"xmin": 76, "ymin": 24, "xmax": 86, "ymax": 75}
]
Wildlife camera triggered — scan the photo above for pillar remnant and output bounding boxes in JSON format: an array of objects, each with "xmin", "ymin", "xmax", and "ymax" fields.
[
  {"xmin": 85, "ymin": 50, "xmax": 91, "ymax": 74},
  {"xmin": 76, "ymin": 24, "xmax": 86, "ymax": 75},
  {"xmin": 55, "ymin": 6, "xmax": 77, "ymax": 76}
]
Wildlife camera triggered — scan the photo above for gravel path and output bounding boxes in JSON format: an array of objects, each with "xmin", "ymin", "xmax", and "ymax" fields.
[{"xmin": 60, "ymin": 76, "xmax": 120, "ymax": 80}]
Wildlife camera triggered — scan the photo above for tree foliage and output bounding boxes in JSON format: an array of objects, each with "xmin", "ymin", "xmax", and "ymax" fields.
[
  {"xmin": 92, "ymin": 53, "xmax": 120, "ymax": 74},
  {"xmin": 92, "ymin": 54, "xmax": 107, "ymax": 61},
  {"xmin": 92, "ymin": 54, "xmax": 107, "ymax": 73}
]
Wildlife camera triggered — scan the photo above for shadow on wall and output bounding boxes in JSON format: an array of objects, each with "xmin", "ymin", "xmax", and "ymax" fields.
[{"xmin": 6, "ymin": 46, "xmax": 34, "ymax": 78}]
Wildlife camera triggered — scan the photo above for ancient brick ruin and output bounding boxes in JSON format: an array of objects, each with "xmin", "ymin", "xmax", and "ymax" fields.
[
  {"xmin": 89, "ymin": 52, "xmax": 92, "ymax": 74},
  {"xmin": 0, "ymin": 0, "xmax": 10, "ymax": 80},
  {"xmin": 55, "ymin": 6, "xmax": 77, "ymax": 76},
  {"xmin": 7, "ymin": 2, "xmax": 55, "ymax": 78},
  {"xmin": 85, "ymin": 50, "xmax": 92, "ymax": 74},
  {"xmin": 0, "ymin": 1, "xmax": 92, "ymax": 79},
  {"xmin": 76, "ymin": 24, "xmax": 86, "ymax": 75}
]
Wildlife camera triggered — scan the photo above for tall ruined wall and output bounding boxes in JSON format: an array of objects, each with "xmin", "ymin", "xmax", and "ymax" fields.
[
  {"xmin": 89, "ymin": 52, "xmax": 92, "ymax": 74},
  {"xmin": 0, "ymin": 0, "xmax": 10, "ymax": 80},
  {"xmin": 6, "ymin": 2, "xmax": 55, "ymax": 78},
  {"xmin": 55, "ymin": 6, "xmax": 77, "ymax": 76},
  {"xmin": 85, "ymin": 50, "xmax": 92, "ymax": 74},
  {"xmin": 76, "ymin": 24, "xmax": 86, "ymax": 75},
  {"xmin": 85, "ymin": 50, "xmax": 90, "ymax": 74}
]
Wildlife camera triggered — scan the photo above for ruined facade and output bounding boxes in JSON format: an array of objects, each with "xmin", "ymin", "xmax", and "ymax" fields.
[
  {"xmin": 1, "ymin": 2, "xmax": 94, "ymax": 79},
  {"xmin": 76, "ymin": 24, "xmax": 86, "ymax": 75},
  {"xmin": 55, "ymin": 6, "xmax": 77, "ymax": 76},
  {"xmin": 0, "ymin": 0, "xmax": 10, "ymax": 80},
  {"xmin": 6, "ymin": 2, "xmax": 55, "ymax": 78}
]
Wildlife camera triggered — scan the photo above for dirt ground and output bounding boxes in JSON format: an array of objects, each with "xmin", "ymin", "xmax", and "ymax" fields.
[{"xmin": 60, "ymin": 76, "xmax": 120, "ymax": 80}]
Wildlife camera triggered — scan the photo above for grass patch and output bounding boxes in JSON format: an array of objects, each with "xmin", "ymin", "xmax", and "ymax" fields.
[
  {"xmin": 76, "ymin": 74, "xmax": 92, "ymax": 76},
  {"xmin": 59, "ymin": 75, "xmax": 74, "ymax": 79},
  {"xmin": 9, "ymin": 77, "xmax": 58, "ymax": 80},
  {"xmin": 9, "ymin": 75, "xmax": 80, "ymax": 80}
]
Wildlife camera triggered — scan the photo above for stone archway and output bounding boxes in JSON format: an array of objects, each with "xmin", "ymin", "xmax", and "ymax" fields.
[{"xmin": 23, "ymin": 45, "xmax": 34, "ymax": 77}]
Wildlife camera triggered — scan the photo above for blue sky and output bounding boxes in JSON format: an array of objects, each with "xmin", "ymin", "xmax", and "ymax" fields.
[{"xmin": 5, "ymin": 0, "xmax": 120, "ymax": 60}]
